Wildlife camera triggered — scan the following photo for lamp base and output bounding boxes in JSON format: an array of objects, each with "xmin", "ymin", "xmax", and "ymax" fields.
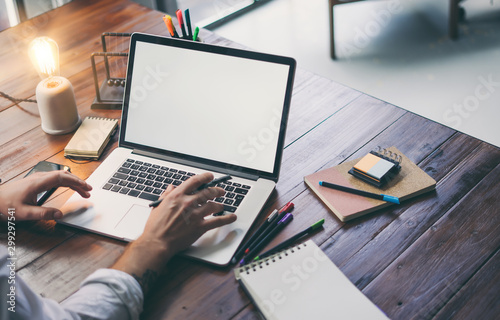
[
  {"xmin": 41, "ymin": 115, "xmax": 81, "ymax": 135},
  {"xmin": 36, "ymin": 76, "xmax": 82, "ymax": 135}
]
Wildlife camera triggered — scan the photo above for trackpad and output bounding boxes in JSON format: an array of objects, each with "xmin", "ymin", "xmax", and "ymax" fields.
[{"xmin": 114, "ymin": 205, "xmax": 151, "ymax": 240}]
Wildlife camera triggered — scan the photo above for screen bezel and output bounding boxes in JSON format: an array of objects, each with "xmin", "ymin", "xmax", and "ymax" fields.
[{"xmin": 119, "ymin": 33, "xmax": 296, "ymax": 182}]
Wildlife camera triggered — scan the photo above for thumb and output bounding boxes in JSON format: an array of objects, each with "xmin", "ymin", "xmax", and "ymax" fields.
[{"xmin": 21, "ymin": 205, "xmax": 63, "ymax": 221}]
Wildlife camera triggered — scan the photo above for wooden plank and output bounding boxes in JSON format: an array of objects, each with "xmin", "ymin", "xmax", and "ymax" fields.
[
  {"xmin": 433, "ymin": 249, "xmax": 500, "ymax": 319},
  {"xmin": 362, "ymin": 162, "xmax": 500, "ymax": 319}
]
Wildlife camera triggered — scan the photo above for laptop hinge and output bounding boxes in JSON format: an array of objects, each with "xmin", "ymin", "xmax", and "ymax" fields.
[{"xmin": 132, "ymin": 149, "xmax": 260, "ymax": 181}]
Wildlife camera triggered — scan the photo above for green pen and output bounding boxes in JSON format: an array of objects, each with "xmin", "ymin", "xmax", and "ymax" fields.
[
  {"xmin": 254, "ymin": 219, "xmax": 325, "ymax": 261},
  {"xmin": 193, "ymin": 26, "xmax": 200, "ymax": 41}
]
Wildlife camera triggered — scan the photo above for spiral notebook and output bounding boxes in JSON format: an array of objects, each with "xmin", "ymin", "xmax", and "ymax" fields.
[
  {"xmin": 64, "ymin": 117, "xmax": 118, "ymax": 160},
  {"xmin": 234, "ymin": 240, "xmax": 389, "ymax": 320}
]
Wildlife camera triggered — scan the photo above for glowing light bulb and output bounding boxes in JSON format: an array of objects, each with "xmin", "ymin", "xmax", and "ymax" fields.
[
  {"xmin": 28, "ymin": 37, "xmax": 60, "ymax": 79},
  {"xmin": 28, "ymin": 36, "xmax": 81, "ymax": 135}
]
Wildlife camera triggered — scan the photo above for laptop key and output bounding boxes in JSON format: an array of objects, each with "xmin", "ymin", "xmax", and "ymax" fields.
[
  {"xmin": 145, "ymin": 180, "xmax": 153, "ymax": 186},
  {"xmin": 108, "ymin": 178, "xmax": 120, "ymax": 184},
  {"xmin": 128, "ymin": 190, "xmax": 140, "ymax": 197},
  {"xmin": 152, "ymin": 164, "xmax": 160, "ymax": 169},
  {"xmin": 223, "ymin": 205, "xmax": 237, "ymax": 213},
  {"xmin": 126, "ymin": 159, "xmax": 135, "ymax": 163},
  {"xmin": 136, "ymin": 178, "xmax": 145, "ymax": 184},
  {"xmin": 139, "ymin": 172, "xmax": 148, "ymax": 178},
  {"xmin": 153, "ymin": 182, "xmax": 162, "ymax": 188},
  {"xmin": 119, "ymin": 187, "xmax": 130, "ymax": 194},
  {"xmin": 147, "ymin": 168, "xmax": 156, "ymax": 174},
  {"xmin": 235, "ymin": 194, "xmax": 244, "ymax": 201},
  {"xmin": 242, "ymin": 185, "xmax": 251, "ymax": 189},
  {"xmin": 172, "ymin": 180, "xmax": 182, "ymax": 186},
  {"xmin": 127, "ymin": 176, "xmax": 137, "ymax": 182},
  {"xmin": 234, "ymin": 188, "xmax": 248, "ymax": 195},
  {"xmin": 153, "ymin": 188, "xmax": 162, "ymax": 195},
  {"xmin": 111, "ymin": 185, "xmax": 121, "ymax": 192},
  {"xmin": 118, "ymin": 180, "xmax": 128, "ymax": 186},
  {"xmin": 131, "ymin": 164, "xmax": 140, "ymax": 169},
  {"xmin": 234, "ymin": 199, "xmax": 242, "ymax": 207},
  {"xmin": 113, "ymin": 173, "xmax": 128, "ymax": 180},
  {"xmin": 139, "ymin": 192, "xmax": 159, "ymax": 201},
  {"xmin": 130, "ymin": 170, "xmax": 139, "ymax": 176},
  {"xmin": 135, "ymin": 185, "xmax": 145, "ymax": 191},
  {"xmin": 103, "ymin": 183, "xmax": 113, "ymax": 190},
  {"xmin": 127, "ymin": 182, "xmax": 137, "ymax": 188},
  {"xmin": 118, "ymin": 168, "xmax": 131, "ymax": 174},
  {"xmin": 122, "ymin": 162, "xmax": 132, "ymax": 168}
]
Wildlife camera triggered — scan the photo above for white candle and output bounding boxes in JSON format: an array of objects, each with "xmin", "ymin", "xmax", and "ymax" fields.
[{"xmin": 36, "ymin": 76, "xmax": 81, "ymax": 135}]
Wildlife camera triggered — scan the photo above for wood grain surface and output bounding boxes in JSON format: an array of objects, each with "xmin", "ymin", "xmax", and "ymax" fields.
[{"xmin": 0, "ymin": 0, "xmax": 498, "ymax": 319}]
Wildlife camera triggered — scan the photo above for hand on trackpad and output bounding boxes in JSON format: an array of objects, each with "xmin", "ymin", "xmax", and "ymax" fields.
[{"xmin": 114, "ymin": 204, "xmax": 151, "ymax": 240}]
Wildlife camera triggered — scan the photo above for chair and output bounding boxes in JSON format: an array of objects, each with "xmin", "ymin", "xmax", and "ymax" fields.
[{"xmin": 329, "ymin": 0, "xmax": 464, "ymax": 59}]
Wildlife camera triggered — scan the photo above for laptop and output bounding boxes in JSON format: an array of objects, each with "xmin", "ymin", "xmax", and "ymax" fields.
[{"xmin": 60, "ymin": 32, "xmax": 296, "ymax": 266}]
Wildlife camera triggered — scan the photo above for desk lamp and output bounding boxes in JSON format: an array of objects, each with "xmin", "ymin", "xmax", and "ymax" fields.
[{"xmin": 28, "ymin": 37, "xmax": 81, "ymax": 134}]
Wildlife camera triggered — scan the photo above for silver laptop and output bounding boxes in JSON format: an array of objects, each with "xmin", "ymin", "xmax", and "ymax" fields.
[{"xmin": 60, "ymin": 33, "xmax": 296, "ymax": 266}]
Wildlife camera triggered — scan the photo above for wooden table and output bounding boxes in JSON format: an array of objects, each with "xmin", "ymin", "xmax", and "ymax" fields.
[{"xmin": 1, "ymin": 0, "xmax": 499, "ymax": 319}]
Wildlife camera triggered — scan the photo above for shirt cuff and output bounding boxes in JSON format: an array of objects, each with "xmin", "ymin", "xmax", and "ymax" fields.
[{"xmin": 62, "ymin": 268, "xmax": 144, "ymax": 320}]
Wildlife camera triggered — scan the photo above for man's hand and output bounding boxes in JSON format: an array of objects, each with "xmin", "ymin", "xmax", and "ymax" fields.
[
  {"xmin": 0, "ymin": 170, "xmax": 92, "ymax": 221},
  {"xmin": 111, "ymin": 173, "xmax": 237, "ymax": 294}
]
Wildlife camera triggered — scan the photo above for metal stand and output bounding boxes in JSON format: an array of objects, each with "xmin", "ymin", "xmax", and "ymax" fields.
[{"xmin": 90, "ymin": 33, "xmax": 131, "ymax": 109}]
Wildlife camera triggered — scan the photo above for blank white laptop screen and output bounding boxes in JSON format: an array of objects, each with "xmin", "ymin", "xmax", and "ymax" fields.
[{"xmin": 124, "ymin": 41, "xmax": 291, "ymax": 174}]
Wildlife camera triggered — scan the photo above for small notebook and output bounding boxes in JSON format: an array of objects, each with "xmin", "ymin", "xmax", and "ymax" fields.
[
  {"xmin": 304, "ymin": 147, "xmax": 436, "ymax": 222},
  {"xmin": 235, "ymin": 240, "xmax": 388, "ymax": 320},
  {"xmin": 64, "ymin": 117, "xmax": 118, "ymax": 160}
]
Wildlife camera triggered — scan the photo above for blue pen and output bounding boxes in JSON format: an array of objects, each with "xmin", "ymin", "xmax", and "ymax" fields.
[{"xmin": 318, "ymin": 181, "xmax": 400, "ymax": 204}]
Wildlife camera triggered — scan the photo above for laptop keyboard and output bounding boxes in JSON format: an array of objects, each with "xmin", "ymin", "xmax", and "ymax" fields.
[{"xmin": 102, "ymin": 159, "xmax": 251, "ymax": 213}]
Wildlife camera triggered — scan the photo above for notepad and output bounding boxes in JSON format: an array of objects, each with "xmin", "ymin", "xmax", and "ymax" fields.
[
  {"xmin": 235, "ymin": 240, "xmax": 389, "ymax": 320},
  {"xmin": 64, "ymin": 117, "xmax": 118, "ymax": 160}
]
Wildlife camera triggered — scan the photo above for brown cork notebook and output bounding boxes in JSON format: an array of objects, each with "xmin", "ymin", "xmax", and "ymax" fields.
[{"xmin": 304, "ymin": 147, "xmax": 436, "ymax": 222}]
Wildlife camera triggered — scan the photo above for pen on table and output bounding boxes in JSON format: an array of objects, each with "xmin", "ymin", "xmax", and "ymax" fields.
[
  {"xmin": 193, "ymin": 26, "xmax": 200, "ymax": 41},
  {"xmin": 243, "ymin": 202, "xmax": 294, "ymax": 255},
  {"xmin": 176, "ymin": 9, "xmax": 188, "ymax": 39},
  {"xmin": 253, "ymin": 218, "xmax": 325, "ymax": 261},
  {"xmin": 318, "ymin": 181, "xmax": 400, "ymax": 204},
  {"xmin": 163, "ymin": 15, "xmax": 179, "ymax": 38},
  {"xmin": 231, "ymin": 209, "xmax": 279, "ymax": 264},
  {"xmin": 184, "ymin": 9, "xmax": 193, "ymax": 39},
  {"xmin": 240, "ymin": 213, "xmax": 293, "ymax": 266},
  {"xmin": 149, "ymin": 175, "xmax": 232, "ymax": 208}
]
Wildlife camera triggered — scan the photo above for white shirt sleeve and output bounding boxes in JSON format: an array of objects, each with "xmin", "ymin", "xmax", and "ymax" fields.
[{"xmin": 1, "ymin": 246, "xmax": 144, "ymax": 320}]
